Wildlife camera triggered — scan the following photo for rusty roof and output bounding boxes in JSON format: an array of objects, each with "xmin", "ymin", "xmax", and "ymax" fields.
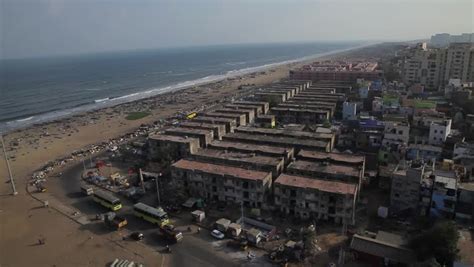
[
  {"xmin": 209, "ymin": 140, "xmax": 293, "ymax": 155},
  {"xmin": 148, "ymin": 134, "xmax": 199, "ymax": 143},
  {"xmin": 271, "ymin": 107, "xmax": 330, "ymax": 114},
  {"xmin": 233, "ymin": 100, "xmax": 269, "ymax": 106},
  {"xmin": 298, "ymin": 150, "xmax": 365, "ymax": 164},
  {"xmin": 223, "ymin": 132, "xmax": 329, "ymax": 149},
  {"xmin": 278, "ymin": 103, "xmax": 335, "ymax": 111},
  {"xmin": 194, "ymin": 148, "xmax": 284, "ymax": 166},
  {"xmin": 235, "ymin": 126, "xmax": 334, "ymax": 139},
  {"xmin": 172, "ymin": 159, "xmax": 271, "ymax": 181},
  {"xmin": 191, "ymin": 116, "xmax": 236, "ymax": 123},
  {"xmin": 292, "ymin": 96, "xmax": 339, "ymax": 102},
  {"xmin": 275, "ymin": 174, "xmax": 356, "ymax": 195},
  {"xmin": 180, "ymin": 121, "xmax": 224, "ymax": 129},
  {"xmin": 286, "ymin": 100, "xmax": 337, "ymax": 107},
  {"xmin": 288, "ymin": 160, "xmax": 360, "ymax": 177},
  {"xmin": 204, "ymin": 112, "xmax": 246, "ymax": 118},
  {"xmin": 165, "ymin": 127, "xmax": 213, "ymax": 135}
]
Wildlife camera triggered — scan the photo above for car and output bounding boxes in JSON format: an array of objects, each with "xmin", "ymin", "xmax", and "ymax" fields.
[
  {"xmin": 130, "ymin": 232, "xmax": 144, "ymax": 241},
  {"xmin": 211, "ymin": 229, "xmax": 225, "ymax": 239}
]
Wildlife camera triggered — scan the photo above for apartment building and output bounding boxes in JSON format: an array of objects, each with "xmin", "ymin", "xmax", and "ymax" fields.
[
  {"xmin": 390, "ymin": 161, "xmax": 427, "ymax": 213},
  {"xmin": 444, "ymin": 43, "xmax": 474, "ymax": 84},
  {"xmin": 148, "ymin": 134, "xmax": 200, "ymax": 161},
  {"xmin": 171, "ymin": 159, "xmax": 273, "ymax": 209},
  {"xmin": 431, "ymin": 33, "xmax": 474, "ymax": 47},
  {"xmin": 430, "ymin": 170, "xmax": 459, "ymax": 219},
  {"xmin": 165, "ymin": 127, "xmax": 214, "ymax": 148},
  {"xmin": 401, "ymin": 43, "xmax": 444, "ymax": 89},
  {"xmin": 428, "ymin": 119, "xmax": 452, "ymax": 145},
  {"xmin": 402, "ymin": 42, "xmax": 474, "ymax": 89},
  {"xmin": 274, "ymin": 174, "xmax": 357, "ymax": 224},
  {"xmin": 382, "ymin": 121, "xmax": 410, "ymax": 147},
  {"xmin": 290, "ymin": 61, "xmax": 383, "ymax": 82}
]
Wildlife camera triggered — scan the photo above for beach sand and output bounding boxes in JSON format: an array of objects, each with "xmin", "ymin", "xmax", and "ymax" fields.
[
  {"xmin": 0, "ymin": 60, "xmax": 299, "ymax": 267},
  {"xmin": 0, "ymin": 46, "xmax": 382, "ymax": 266}
]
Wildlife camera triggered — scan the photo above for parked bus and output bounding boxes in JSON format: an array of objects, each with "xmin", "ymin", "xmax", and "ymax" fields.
[
  {"xmin": 133, "ymin": 202, "xmax": 170, "ymax": 227},
  {"xmin": 92, "ymin": 190, "xmax": 122, "ymax": 211},
  {"xmin": 186, "ymin": 112, "xmax": 197, "ymax": 119}
]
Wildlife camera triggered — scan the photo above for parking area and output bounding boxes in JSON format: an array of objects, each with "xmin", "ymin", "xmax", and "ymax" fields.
[{"xmin": 41, "ymin": 157, "xmax": 273, "ymax": 266}]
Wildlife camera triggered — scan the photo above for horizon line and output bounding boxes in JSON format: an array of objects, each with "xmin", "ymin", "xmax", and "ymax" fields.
[{"xmin": 1, "ymin": 38, "xmax": 419, "ymax": 61}]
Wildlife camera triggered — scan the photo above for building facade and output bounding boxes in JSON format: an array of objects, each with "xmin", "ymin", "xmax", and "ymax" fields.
[
  {"xmin": 274, "ymin": 174, "xmax": 357, "ymax": 224},
  {"xmin": 390, "ymin": 162, "xmax": 426, "ymax": 213},
  {"xmin": 443, "ymin": 43, "xmax": 474, "ymax": 84},
  {"xmin": 428, "ymin": 119, "xmax": 452, "ymax": 145},
  {"xmin": 171, "ymin": 159, "xmax": 273, "ymax": 209},
  {"xmin": 402, "ymin": 42, "xmax": 474, "ymax": 90},
  {"xmin": 343, "ymin": 102, "xmax": 357, "ymax": 120}
]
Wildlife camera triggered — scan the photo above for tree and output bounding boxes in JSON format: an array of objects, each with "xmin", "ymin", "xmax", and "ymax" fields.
[{"xmin": 409, "ymin": 221, "xmax": 460, "ymax": 267}]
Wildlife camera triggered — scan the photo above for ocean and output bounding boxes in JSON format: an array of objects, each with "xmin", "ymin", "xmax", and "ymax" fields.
[{"xmin": 0, "ymin": 42, "xmax": 361, "ymax": 132}]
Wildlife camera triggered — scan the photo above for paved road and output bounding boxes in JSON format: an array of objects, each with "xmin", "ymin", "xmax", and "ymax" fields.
[{"xmin": 50, "ymin": 160, "xmax": 272, "ymax": 266}]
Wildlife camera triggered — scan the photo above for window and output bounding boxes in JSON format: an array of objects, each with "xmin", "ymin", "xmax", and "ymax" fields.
[{"xmin": 434, "ymin": 130, "xmax": 437, "ymax": 133}]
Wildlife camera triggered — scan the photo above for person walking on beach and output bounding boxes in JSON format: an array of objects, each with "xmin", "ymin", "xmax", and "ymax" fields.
[{"xmin": 38, "ymin": 237, "xmax": 46, "ymax": 245}]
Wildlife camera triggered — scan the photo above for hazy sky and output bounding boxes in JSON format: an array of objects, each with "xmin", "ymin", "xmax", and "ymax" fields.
[{"xmin": 1, "ymin": 0, "xmax": 472, "ymax": 59}]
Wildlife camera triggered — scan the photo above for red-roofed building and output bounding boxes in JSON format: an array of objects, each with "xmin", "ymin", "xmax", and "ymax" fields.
[
  {"xmin": 274, "ymin": 174, "xmax": 357, "ymax": 224},
  {"xmin": 290, "ymin": 61, "xmax": 383, "ymax": 82},
  {"xmin": 171, "ymin": 159, "xmax": 272, "ymax": 209}
]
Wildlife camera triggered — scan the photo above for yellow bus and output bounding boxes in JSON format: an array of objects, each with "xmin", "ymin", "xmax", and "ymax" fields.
[
  {"xmin": 186, "ymin": 112, "xmax": 197, "ymax": 119},
  {"xmin": 133, "ymin": 202, "xmax": 170, "ymax": 227},
  {"xmin": 92, "ymin": 190, "xmax": 122, "ymax": 211}
]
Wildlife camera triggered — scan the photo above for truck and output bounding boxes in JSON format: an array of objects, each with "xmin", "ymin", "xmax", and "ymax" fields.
[
  {"xmin": 159, "ymin": 224, "xmax": 183, "ymax": 243},
  {"xmin": 104, "ymin": 212, "xmax": 128, "ymax": 230}
]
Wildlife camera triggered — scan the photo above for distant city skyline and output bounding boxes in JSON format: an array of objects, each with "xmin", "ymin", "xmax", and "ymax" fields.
[{"xmin": 1, "ymin": 0, "xmax": 472, "ymax": 59}]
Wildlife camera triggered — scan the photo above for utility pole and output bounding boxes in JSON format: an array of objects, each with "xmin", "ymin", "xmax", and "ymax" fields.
[
  {"xmin": 1, "ymin": 135, "xmax": 17, "ymax": 196},
  {"xmin": 155, "ymin": 178, "xmax": 160, "ymax": 206},
  {"xmin": 155, "ymin": 173, "xmax": 162, "ymax": 206},
  {"xmin": 241, "ymin": 201, "xmax": 244, "ymax": 229}
]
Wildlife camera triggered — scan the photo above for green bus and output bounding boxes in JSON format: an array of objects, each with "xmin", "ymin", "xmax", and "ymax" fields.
[
  {"xmin": 133, "ymin": 202, "xmax": 170, "ymax": 227},
  {"xmin": 92, "ymin": 190, "xmax": 122, "ymax": 211}
]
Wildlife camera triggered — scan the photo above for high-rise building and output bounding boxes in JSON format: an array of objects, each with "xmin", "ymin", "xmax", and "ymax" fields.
[
  {"xmin": 430, "ymin": 33, "xmax": 474, "ymax": 47},
  {"xmin": 401, "ymin": 42, "xmax": 474, "ymax": 90},
  {"xmin": 444, "ymin": 43, "xmax": 474, "ymax": 84},
  {"xmin": 401, "ymin": 43, "xmax": 444, "ymax": 89}
]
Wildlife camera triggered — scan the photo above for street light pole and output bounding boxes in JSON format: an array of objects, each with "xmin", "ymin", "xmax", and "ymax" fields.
[
  {"xmin": 241, "ymin": 201, "xmax": 244, "ymax": 229},
  {"xmin": 155, "ymin": 173, "xmax": 162, "ymax": 206},
  {"xmin": 1, "ymin": 135, "xmax": 18, "ymax": 196}
]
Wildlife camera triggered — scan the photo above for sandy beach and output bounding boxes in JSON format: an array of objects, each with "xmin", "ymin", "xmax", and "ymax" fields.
[
  {"xmin": 0, "ymin": 45, "xmax": 381, "ymax": 266},
  {"xmin": 0, "ymin": 55, "xmax": 306, "ymax": 266}
]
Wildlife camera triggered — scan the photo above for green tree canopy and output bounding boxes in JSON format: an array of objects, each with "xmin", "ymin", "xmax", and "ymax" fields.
[{"xmin": 409, "ymin": 221, "xmax": 460, "ymax": 267}]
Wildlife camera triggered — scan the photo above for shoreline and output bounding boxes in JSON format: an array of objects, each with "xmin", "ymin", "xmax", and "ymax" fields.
[
  {"xmin": 0, "ymin": 42, "xmax": 387, "ymax": 267},
  {"xmin": 0, "ymin": 43, "xmax": 378, "ymax": 190},
  {"xmin": 0, "ymin": 43, "xmax": 373, "ymax": 134}
]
